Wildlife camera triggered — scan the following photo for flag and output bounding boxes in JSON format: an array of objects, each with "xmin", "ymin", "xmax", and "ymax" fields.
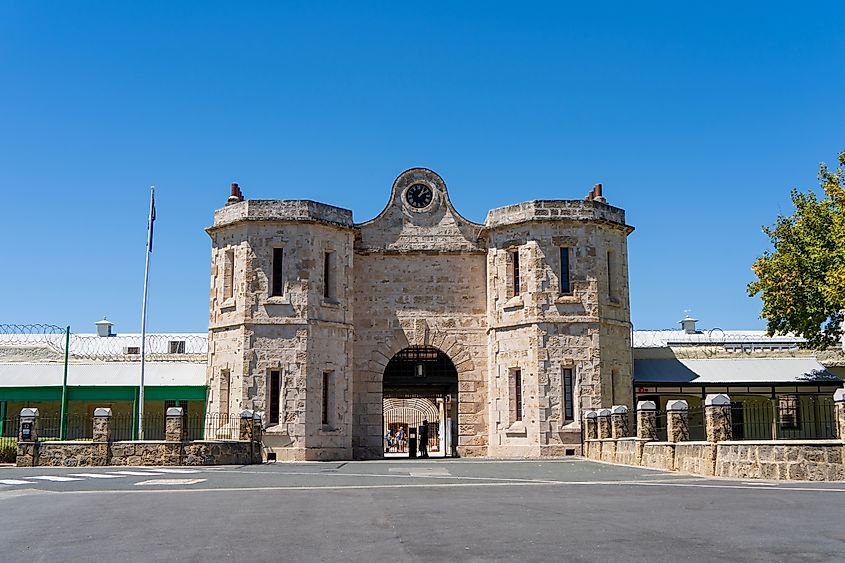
[{"xmin": 147, "ymin": 187, "xmax": 156, "ymax": 253}]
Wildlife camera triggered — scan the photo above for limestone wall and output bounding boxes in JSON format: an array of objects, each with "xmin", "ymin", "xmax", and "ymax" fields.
[
  {"xmin": 587, "ymin": 438, "xmax": 845, "ymax": 481},
  {"xmin": 207, "ymin": 213, "xmax": 355, "ymax": 460},
  {"xmin": 715, "ymin": 441, "xmax": 845, "ymax": 481},
  {"xmin": 17, "ymin": 440, "xmax": 258, "ymax": 467},
  {"xmin": 485, "ymin": 211, "xmax": 633, "ymax": 457}
]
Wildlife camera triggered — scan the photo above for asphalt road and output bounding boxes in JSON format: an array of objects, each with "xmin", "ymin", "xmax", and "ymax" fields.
[{"xmin": 0, "ymin": 459, "xmax": 842, "ymax": 562}]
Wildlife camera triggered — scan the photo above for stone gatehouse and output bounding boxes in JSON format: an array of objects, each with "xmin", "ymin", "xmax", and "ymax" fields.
[{"xmin": 205, "ymin": 168, "xmax": 634, "ymax": 460}]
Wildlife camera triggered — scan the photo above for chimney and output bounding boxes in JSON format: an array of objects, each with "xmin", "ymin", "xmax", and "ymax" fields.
[
  {"xmin": 226, "ymin": 182, "xmax": 244, "ymax": 205},
  {"xmin": 593, "ymin": 183, "xmax": 606, "ymax": 203},
  {"xmin": 679, "ymin": 314, "xmax": 699, "ymax": 335},
  {"xmin": 95, "ymin": 318, "xmax": 114, "ymax": 337}
]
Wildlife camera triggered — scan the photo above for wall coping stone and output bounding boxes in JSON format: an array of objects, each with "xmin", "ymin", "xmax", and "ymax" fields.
[
  {"xmin": 705, "ymin": 394, "xmax": 731, "ymax": 407},
  {"xmin": 719, "ymin": 439, "xmax": 844, "ymax": 446},
  {"xmin": 666, "ymin": 400, "xmax": 689, "ymax": 412},
  {"xmin": 93, "ymin": 408, "xmax": 112, "ymax": 417},
  {"xmin": 584, "ymin": 411, "xmax": 598, "ymax": 419},
  {"xmin": 166, "ymin": 407, "xmax": 184, "ymax": 417},
  {"xmin": 611, "ymin": 405, "xmax": 629, "ymax": 414},
  {"xmin": 240, "ymin": 410, "xmax": 254, "ymax": 418},
  {"xmin": 834, "ymin": 388, "xmax": 845, "ymax": 403},
  {"xmin": 20, "ymin": 408, "xmax": 39, "ymax": 418},
  {"xmin": 636, "ymin": 400, "xmax": 657, "ymax": 411},
  {"xmin": 596, "ymin": 409, "xmax": 612, "ymax": 417}
]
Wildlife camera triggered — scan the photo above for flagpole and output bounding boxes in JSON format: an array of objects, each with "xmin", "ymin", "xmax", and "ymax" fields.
[{"xmin": 139, "ymin": 185, "xmax": 155, "ymax": 440}]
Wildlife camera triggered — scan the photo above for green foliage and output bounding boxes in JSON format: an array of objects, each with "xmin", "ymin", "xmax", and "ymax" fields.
[
  {"xmin": 748, "ymin": 151, "xmax": 845, "ymax": 348},
  {"xmin": 0, "ymin": 437, "xmax": 16, "ymax": 463}
]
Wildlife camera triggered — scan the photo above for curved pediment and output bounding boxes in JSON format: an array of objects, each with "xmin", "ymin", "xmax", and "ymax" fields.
[{"xmin": 355, "ymin": 168, "xmax": 484, "ymax": 253}]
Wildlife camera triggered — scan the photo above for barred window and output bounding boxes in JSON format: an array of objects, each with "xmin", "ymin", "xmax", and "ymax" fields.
[
  {"xmin": 778, "ymin": 395, "xmax": 800, "ymax": 429},
  {"xmin": 271, "ymin": 248, "xmax": 284, "ymax": 297},
  {"xmin": 169, "ymin": 340, "xmax": 186, "ymax": 354},
  {"xmin": 563, "ymin": 368, "xmax": 574, "ymax": 421},
  {"xmin": 560, "ymin": 248, "xmax": 572, "ymax": 294}
]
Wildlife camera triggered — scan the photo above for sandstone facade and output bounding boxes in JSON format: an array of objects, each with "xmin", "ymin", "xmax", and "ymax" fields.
[{"xmin": 205, "ymin": 169, "xmax": 635, "ymax": 460}]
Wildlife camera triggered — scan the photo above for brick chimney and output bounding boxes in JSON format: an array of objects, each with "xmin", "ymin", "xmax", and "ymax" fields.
[{"xmin": 226, "ymin": 183, "xmax": 245, "ymax": 205}]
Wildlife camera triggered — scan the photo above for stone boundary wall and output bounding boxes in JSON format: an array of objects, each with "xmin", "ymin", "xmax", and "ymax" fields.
[
  {"xmin": 17, "ymin": 440, "xmax": 259, "ymax": 468},
  {"xmin": 15, "ymin": 407, "xmax": 263, "ymax": 467},
  {"xmin": 582, "ymin": 393, "xmax": 845, "ymax": 481},
  {"xmin": 585, "ymin": 439, "xmax": 845, "ymax": 482}
]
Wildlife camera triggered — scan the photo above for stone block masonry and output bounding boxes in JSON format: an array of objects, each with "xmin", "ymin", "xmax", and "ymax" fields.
[
  {"xmin": 16, "ymin": 408, "xmax": 262, "ymax": 467},
  {"xmin": 582, "ymin": 391, "xmax": 845, "ymax": 481},
  {"xmin": 207, "ymin": 168, "xmax": 636, "ymax": 460}
]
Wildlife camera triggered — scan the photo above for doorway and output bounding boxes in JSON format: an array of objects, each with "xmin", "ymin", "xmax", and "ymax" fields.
[{"xmin": 382, "ymin": 346, "xmax": 458, "ymax": 458}]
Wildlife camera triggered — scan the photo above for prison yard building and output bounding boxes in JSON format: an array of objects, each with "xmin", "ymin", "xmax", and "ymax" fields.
[
  {"xmin": 0, "ymin": 321, "xmax": 206, "ymax": 440},
  {"xmin": 206, "ymin": 169, "xmax": 634, "ymax": 460}
]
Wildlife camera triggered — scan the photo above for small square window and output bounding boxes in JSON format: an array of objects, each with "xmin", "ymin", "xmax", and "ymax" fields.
[{"xmin": 169, "ymin": 341, "xmax": 186, "ymax": 354}]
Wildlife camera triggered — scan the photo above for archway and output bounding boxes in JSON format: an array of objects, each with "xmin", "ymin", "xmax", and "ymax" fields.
[{"xmin": 382, "ymin": 346, "xmax": 459, "ymax": 458}]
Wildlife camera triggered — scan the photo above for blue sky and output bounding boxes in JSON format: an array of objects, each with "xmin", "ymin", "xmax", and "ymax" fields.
[{"xmin": 1, "ymin": 2, "xmax": 843, "ymax": 333}]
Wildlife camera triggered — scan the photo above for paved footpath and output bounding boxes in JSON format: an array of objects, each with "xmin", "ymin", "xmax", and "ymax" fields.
[{"xmin": 0, "ymin": 459, "xmax": 842, "ymax": 562}]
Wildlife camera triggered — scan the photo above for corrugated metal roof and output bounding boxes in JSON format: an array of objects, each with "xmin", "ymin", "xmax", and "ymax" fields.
[
  {"xmin": 633, "ymin": 357, "xmax": 841, "ymax": 384},
  {"xmin": 0, "ymin": 362, "xmax": 206, "ymax": 387}
]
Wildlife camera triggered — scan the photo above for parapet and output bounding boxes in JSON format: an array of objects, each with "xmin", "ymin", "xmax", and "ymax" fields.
[
  {"xmin": 208, "ymin": 200, "xmax": 354, "ymax": 232},
  {"xmin": 484, "ymin": 200, "xmax": 632, "ymax": 233}
]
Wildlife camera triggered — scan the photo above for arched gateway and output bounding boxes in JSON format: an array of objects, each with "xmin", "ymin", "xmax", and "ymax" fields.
[
  {"xmin": 382, "ymin": 346, "xmax": 458, "ymax": 458},
  {"xmin": 205, "ymin": 168, "xmax": 634, "ymax": 461}
]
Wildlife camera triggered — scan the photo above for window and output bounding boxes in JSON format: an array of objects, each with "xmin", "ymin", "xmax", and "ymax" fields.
[
  {"xmin": 511, "ymin": 250, "xmax": 521, "ymax": 297},
  {"xmin": 511, "ymin": 368, "xmax": 523, "ymax": 422},
  {"xmin": 271, "ymin": 248, "xmax": 284, "ymax": 297},
  {"xmin": 322, "ymin": 371, "xmax": 334, "ymax": 427},
  {"xmin": 563, "ymin": 368, "xmax": 574, "ymax": 421},
  {"xmin": 323, "ymin": 252, "xmax": 334, "ymax": 300},
  {"xmin": 169, "ymin": 340, "xmax": 186, "ymax": 354},
  {"xmin": 125, "ymin": 346, "xmax": 140, "ymax": 355},
  {"xmin": 606, "ymin": 250, "xmax": 615, "ymax": 300},
  {"xmin": 219, "ymin": 369, "xmax": 230, "ymax": 418},
  {"xmin": 223, "ymin": 249, "xmax": 235, "ymax": 300},
  {"xmin": 779, "ymin": 395, "xmax": 800, "ymax": 429},
  {"xmin": 269, "ymin": 370, "xmax": 281, "ymax": 425},
  {"xmin": 560, "ymin": 247, "xmax": 571, "ymax": 294}
]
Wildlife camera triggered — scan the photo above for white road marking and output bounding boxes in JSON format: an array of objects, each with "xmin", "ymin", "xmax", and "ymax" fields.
[
  {"xmin": 154, "ymin": 469, "xmax": 201, "ymax": 474},
  {"xmin": 67, "ymin": 473, "xmax": 122, "ymax": 479},
  {"xmin": 0, "ymin": 479, "xmax": 35, "ymax": 485},
  {"xmin": 109, "ymin": 471, "xmax": 164, "ymax": 476},
  {"xmin": 135, "ymin": 479, "xmax": 207, "ymax": 486},
  {"xmin": 743, "ymin": 482, "xmax": 779, "ymax": 486},
  {"xmin": 30, "ymin": 476, "xmax": 83, "ymax": 482}
]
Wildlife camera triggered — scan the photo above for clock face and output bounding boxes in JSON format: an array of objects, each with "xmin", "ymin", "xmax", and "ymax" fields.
[{"xmin": 405, "ymin": 184, "xmax": 433, "ymax": 209}]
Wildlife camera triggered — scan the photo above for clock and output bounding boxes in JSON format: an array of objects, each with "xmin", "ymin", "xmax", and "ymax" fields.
[{"xmin": 405, "ymin": 184, "xmax": 433, "ymax": 209}]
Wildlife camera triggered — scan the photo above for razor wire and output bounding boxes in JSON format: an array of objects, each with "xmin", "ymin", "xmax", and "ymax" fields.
[
  {"xmin": 632, "ymin": 328, "xmax": 806, "ymax": 350},
  {"xmin": 0, "ymin": 324, "xmax": 207, "ymax": 361}
]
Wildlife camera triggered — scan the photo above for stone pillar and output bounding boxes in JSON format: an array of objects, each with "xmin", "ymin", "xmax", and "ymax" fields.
[
  {"xmin": 704, "ymin": 394, "xmax": 732, "ymax": 442},
  {"xmin": 252, "ymin": 412, "xmax": 263, "ymax": 443},
  {"xmin": 636, "ymin": 401, "xmax": 658, "ymax": 441},
  {"xmin": 92, "ymin": 408, "xmax": 112, "ymax": 442},
  {"xmin": 666, "ymin": 400, "xmax": 689, "ymax": 443},
  {"xmin": 16, "ymin": 408, "xmax": 39, "ymax": 467},
  {"xmin": 610, "ymin": 405, "xmax": 629, "ymax": 438},
  {"xmin": 239, "ymin": 410, "xmax": 254, "ymax": 441},
  {"xmin": 18, "ymin": 408, "xmax": 39, "ymax": 442},
  {"xmin": 834, "ymin": 388, "xmax": 845, "ymax": 440},
  {"xmin": 165, "ymin": 407, "xmax": 184, "ymax": 442},
  {"xmin": 252, "ymin": 411, "xmax": 263, "ymax": 464},
  {"xmin": 597, "ymin": 409, "xmax": 612, "ymax": 439},
  {"xmin": 583, "ymin": 411, "xmax": 598, "ymax": 440}
]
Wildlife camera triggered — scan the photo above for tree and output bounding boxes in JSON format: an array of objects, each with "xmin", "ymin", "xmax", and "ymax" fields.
[{"xmin": 748, "ymin": 151, "xmax": 845, "ymax": 349}]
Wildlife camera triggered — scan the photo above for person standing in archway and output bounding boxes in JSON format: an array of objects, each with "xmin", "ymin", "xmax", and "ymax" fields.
[{"xmin": 419, "ymin": 420, "xmax": 429, "ymax": 458}]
